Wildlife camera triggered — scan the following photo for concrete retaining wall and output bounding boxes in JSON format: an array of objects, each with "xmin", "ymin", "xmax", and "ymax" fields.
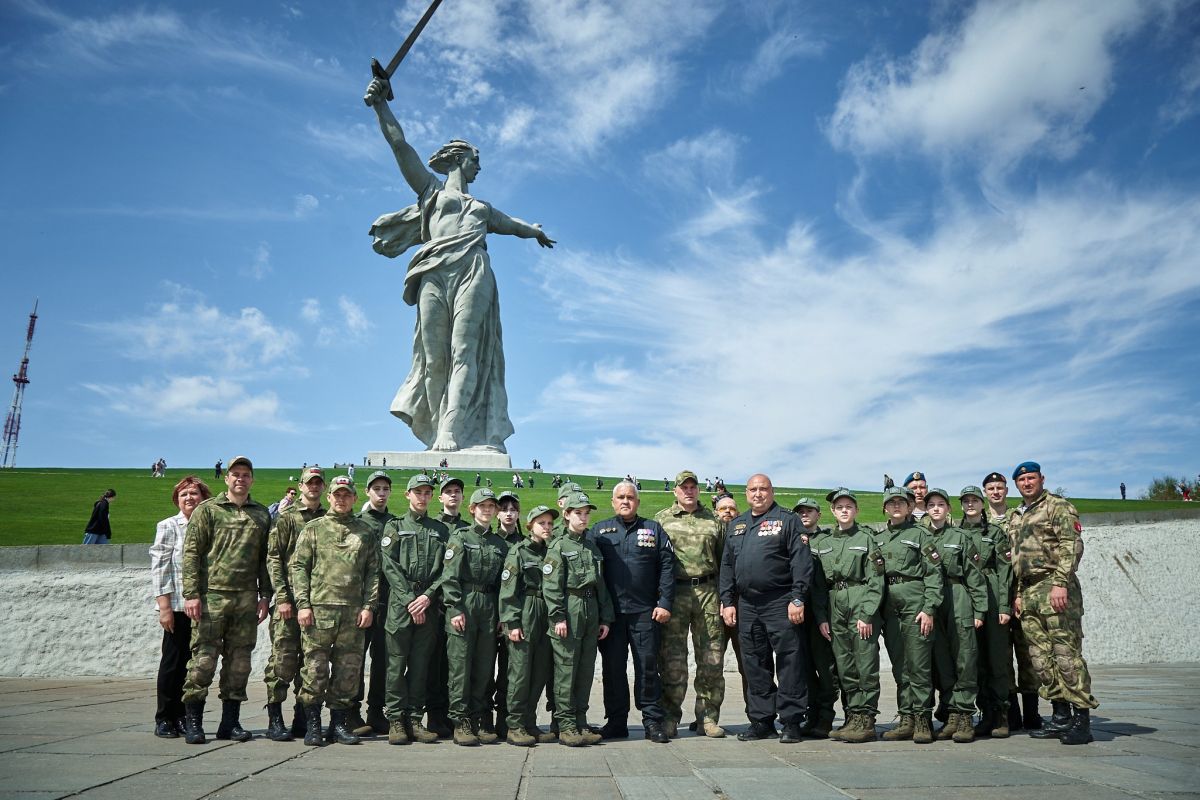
[{"xmin": 1, "ymin": 519, "xmax": 1197, "ymax": 677}]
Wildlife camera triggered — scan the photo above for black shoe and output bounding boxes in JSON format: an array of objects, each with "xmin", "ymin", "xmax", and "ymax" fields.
[
  {"xmin": 303, "ymin": 705, "xmax": 324, "ymax": 746},
  {"xmin": 600, "ymin": 719, "xmax": 629, "ymax": 739},
  {"xmin": 1022, "ymin": 693, "xmax": 1043, "ymax": 730},
  {"xmin": 172, "ymin": 718, "xmax": 187, "ymax": 737},
  {"xmin": 266, "ymin": 702, "xmax": 292, "ymax": 742},
  {"xmin": 367, "ymin": 707, "xmax": 389, "ymax": 736},
  {"xmin": 1007, "ymin": 694, "xmax": 1023, "ymax": 731},
  {"xmin": 154, "ymin": 720, "xmax": 179, "ymax": 738},
  {"xmin": 1060, "ymin": 708, "xmax": 1093, "ymax": 745},
  {"xmin": 737, "ymin": 720, "xmax": 778, "ymax": 741},
  {"xmin": 585, "ymin": 724, "xmax": 602, "ymax": 735},
  {"xmin": 215, "ymin": 700, "xmax": 252, "ymax": 742},
  {"xmin": 329, "ymin": 709, "xmax": 362, "ymax": 745},
  {"xmin": 183, "ymin": 702, "xmax": 206, "ymax": 745},
  {"xmin": 779, "ymin": 722, "xmax": 803, "ymax": 743},
  {"xmin": 1030, "ymin": 701, "xmax": 1072, "ymax": 739},
  {"xmin": 289, "ymin": 703, "xmax": 307, "ymax": 739},
  {"xmin": 934, "ymin": 704, "xmax": 950, "ymax": 724},
  {"xmin": 644, "ymin": 721, "xmax": 669, "ymax": 744}
]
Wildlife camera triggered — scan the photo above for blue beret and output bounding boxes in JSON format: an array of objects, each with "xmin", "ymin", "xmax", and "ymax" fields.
[
  {"xmin": 1012, "ymin": 461, "xmax": 1041, "ymax": 479},
  {"xmin": 903, "ymin": 471, "xmax": 925, "ymax": 486}
]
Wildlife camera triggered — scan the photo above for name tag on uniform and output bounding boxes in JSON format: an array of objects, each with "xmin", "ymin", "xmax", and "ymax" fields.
[
  {"xmin": 849, "ymin": 546, "xmax": 867, "ymax": 552},
  {"xmin": 758, "ymin": 520, "xmax": 782, "ymax": 536},
  {"xmin": 636, "ymin": 529, "xmax": 656, "ymax": 547},
  {"xmin": 942, "ymin": 543, "xmax": 962, "ymax": 550},
  {"xmin": 901, "ymin": 539, "xmax": 920, "ymax": 549},
  {"xmin": 816, "ymin": 547, "xmax": 833, "ymax": 555}
]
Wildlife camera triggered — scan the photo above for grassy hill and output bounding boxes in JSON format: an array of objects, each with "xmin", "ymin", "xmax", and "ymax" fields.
[{"xmin": 0, "ymin": 467, "xmax": 1191, "ymax": 546}]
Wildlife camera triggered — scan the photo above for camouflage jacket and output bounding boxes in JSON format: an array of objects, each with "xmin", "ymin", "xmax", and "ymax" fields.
[
  {"xmin": 266, "ymin": 503, "xmax": 326, "ymax": 607},
  {"xmin": 654, "ymin": 501, "xmax": 724, "ymax": 579},
  {"xmin": 379, "ymin": 510, "xmax": 447, "ymax": 627},
  {"xmin": 290, "ymin": 511, "xmax": 380, "ymax": 612},
  {"xmin": 182, "ymin": 492, "xmax": 271, "ymax": 599},
  {"xmin": 959, "ymin": 517, "xmax": 1013, "ymax": 615},
  {"xmin": 873, "ymin": 521, "xmax": 943, "ymax": 617},
  {"xmin": 1007, "ymin": 490, "xmax": 1083, "ymax": 588}
]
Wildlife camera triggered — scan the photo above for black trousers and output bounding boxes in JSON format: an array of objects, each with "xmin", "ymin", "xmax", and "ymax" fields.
[
  {"xmin": 155, "ymin": 612, "xmax": 192, "ymax": 723},
  {"xmin": 354, "ymin": 601, "xmax": 387, "ymax": 712},
  {"xmin": 598, "ymin": 609, "xmax": 664, "ymax": 724},
  {"xmin": 738, "ymin": 596, "xmax": 808, "ymax": 725}
]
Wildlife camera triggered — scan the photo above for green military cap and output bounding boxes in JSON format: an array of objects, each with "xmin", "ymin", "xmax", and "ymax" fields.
[
  {"xmin": 823, "ymin": 488, "xmax": 855, "ymax": 505},
  {"xmin": 440, "ymin": 475, "xmax": 465, "ymax": 492},
  {"xmin": 300, "ymin": 466, "xmax": 324, "ymax": 483},
  {"xmin": 329, "ymin": 475, "xmax": 356, "ymax": 495},
  {"xmin": 406, "ymin": 473, "xmax": 436, "ymax": 490},
  {"xmin": 557, "ymin": 481, "xmax": 583, "ymax": 499},
  {"xmin": 674, "ymin": 470, "xmax": 699, "ymax": 486},
  {"xmin": 525, "ymin": 504, "xmax": 559, "ymax": 528},
  {"xmin": 794, "ymin": 496, "xmax": 822, "ymax": 511},
  {"xmin": 497, "ymin": 490, "xmax": 520, "ymax": 505},
  {"xmin": 228, "ymin": 455, "xmax": 254, "ymax": 472},
  {"xmin": 882, "ymin": 486, "xmax": 912, "ymax": 504},
  {"xmin": 562, "ymin": 491, "xmax": 597, "ymax": 511},
  {"xmin": 470, "ymin": 487, "xmax": 498, "ymax": 505},
  {"xmin": 924, "ymin": 487, "xmax": 951, "ymax": 504},
  {"xmin": 365, "ymin": 469, "xmax": 391, "ymax": 488},
  {"xmin": 958, "ymin": 485, "xmax": 985, "ymax": 501}
]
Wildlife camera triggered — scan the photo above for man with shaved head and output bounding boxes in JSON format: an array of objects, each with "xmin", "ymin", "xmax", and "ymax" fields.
[{"xmin": 719, "ymin": 474, "xmax": 813, "ymax": 743}]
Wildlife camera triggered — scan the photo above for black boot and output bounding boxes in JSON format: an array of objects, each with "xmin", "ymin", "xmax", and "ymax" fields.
[
  {"xmin": 1007, "ymin": 694, "xmax": 1023, "ymax": 731},
  {"xmin": 289, "ymin": 703, "xmax": 307, "ymax": 739},
  {"xmin": 215, "ymin": 700, "xmax": 252, "ymax": 742},
  {"xmin": 1060, "ymin": 708, "xmax": 1093, "ymax": 745},
  {"xmin": 1030, "ymin": 701, "xmax": 1072, "ymax": 739},
  {"xmin": 329, "ymin": 709, "xmax": 362, "ymax": 745},
  {"xmin": 303, "ymin": 705, "xmax": 324, "ymax": 746},
  {"xmin": 1022, "ymin": 692, "xmax": 1043, "ymax": 730},
  {"xmin": 183, "ymin": 702, "xmax": 206, "ymax": 745},
  {"xmin": 266, "ymin": 702, "xmax": 292, "ymax": 742}
]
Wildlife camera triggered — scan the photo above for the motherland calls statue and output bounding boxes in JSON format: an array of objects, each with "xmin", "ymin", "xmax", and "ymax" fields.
[{"xmin": 365, "ymin": 75, "xmax": 554, "ymax": 454}]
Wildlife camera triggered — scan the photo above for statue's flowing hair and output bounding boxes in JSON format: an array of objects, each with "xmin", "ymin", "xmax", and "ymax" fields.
[{"xmin": 427, "ymin": 139, "xmax": 479, "ymax": 175}]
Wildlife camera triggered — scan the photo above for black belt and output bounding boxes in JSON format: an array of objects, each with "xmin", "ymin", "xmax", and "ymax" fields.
[
  {"xmin": 832, "ymin": 579, "xmax": 865, "ymax": 590},
  {"xmin": 677, "ymin": 573, "xmax": 716, "ymax": 586},
  {"xmin": 567, "ymin": 587, "xmax": 595, "ymax": 598},
  {"xmin": 887, "ymin": 575, "xmax": 919, "ymax": 585}
]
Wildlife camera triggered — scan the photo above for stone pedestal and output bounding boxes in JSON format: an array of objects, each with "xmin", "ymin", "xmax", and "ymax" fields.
[{"xmin": 366, "ymin": 449, "xmax": 512, "ymax": 471}]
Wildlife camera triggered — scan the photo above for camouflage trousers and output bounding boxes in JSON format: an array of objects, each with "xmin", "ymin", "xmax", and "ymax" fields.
[
  {"xmin": 1019, "ymin": 579, "xmax": 1098, "ymax": 709},
  {"xmin": 659, "ymin": 582, "xmax": 726, "ymax": 726},
  {"xmin": 182, "ymin": 589, "xmax": 259, "ymax": 705},
  {"xmin": 1011, "ymin": 616, "xmax": 1037, "ymax": 693},
  {"xmin": 262, "ymin": 609, "xmax": 302, "ymax": 704},
  {"xmin": 298, "ymin": 606, "xmax": 366, "ymax": 710}
]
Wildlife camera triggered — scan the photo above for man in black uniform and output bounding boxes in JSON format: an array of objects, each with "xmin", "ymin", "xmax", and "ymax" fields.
[
  {"xmin": 590, "ymin": 480, "xmax": 676, "ymax": 743},
  {"xmin": 719, "ymin": 473, "xmax": 813, "ymax": 743}
]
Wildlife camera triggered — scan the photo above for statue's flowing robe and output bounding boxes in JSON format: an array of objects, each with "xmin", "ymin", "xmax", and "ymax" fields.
[{"xmin": 370, "ymin": 177, "xmax": 513, "ymax": 452}]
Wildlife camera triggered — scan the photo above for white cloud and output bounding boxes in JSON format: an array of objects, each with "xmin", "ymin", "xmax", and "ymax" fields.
[
  {"xmin": 715, "ymin": 26, "xmax": 825, "ymax": 98},
  {"xmin": 246, "ymin": 241, "xmax": 272, "ymax": 280},
  {"xmin": 338, "ymin": 297, "xmax": 371, "ymax": 337},
  {"xmin": 827, "ymin": 0, "xmax": 1175, "ymax": 171},
  {"xmin": 292, "ymin": 194, "xmax": 319, "ymax": 217},
  {"xmin": 299, "ymin": 295, "xmax": 373, "ymax": 344},
  {"xmin": 83, "ymin": 375, "xmax": 291, "ymax": 430},
  {"xmin": 301, "ymin": 298, "xmax": 322, "ymax": 323},
  {"xmin": 1158, "ymin": 42, "xmax": 1200, "ymax": 128}
]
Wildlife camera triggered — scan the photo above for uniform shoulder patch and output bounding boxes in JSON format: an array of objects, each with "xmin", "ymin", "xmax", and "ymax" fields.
[
  {"xmin": 501, "ymin": 568, "xmax": 512, "ymax": 581},
  {"xmin": 380, "ymin": 536, "xmax": 392, "ymax": 548},
  {"xmin": 542, "ymin": 563, "xmax": 554, "ymax": 575},
  {"xmin": 444, "ymin": 548, "xmax": 455, "ymax": 560},
  {"xmin": 1074, "ymin": 520, "xmax": 1083, "ymax": 534}
]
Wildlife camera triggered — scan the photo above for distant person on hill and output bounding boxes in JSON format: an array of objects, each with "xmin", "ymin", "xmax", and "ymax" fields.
[
  {"xmin": 1119, "ymin": 482, "xmax": 1126, "ymax": 500},
  {"xmin": 150, "ymin": 475, "xmax": 212, "ymax": 738},
  {"xmin": 214, "ymin": 459, "xmax": 223, "ymax": 479},
  {"xmin": 82, "ymin": 489, "xmax": 116, "ymax": 544},
  {"xmin": 883, "ymin": 474, "xmax": 895, "ymax": 490}
]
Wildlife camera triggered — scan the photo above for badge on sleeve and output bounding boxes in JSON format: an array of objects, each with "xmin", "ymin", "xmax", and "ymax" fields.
[
  {"xmin": 501, "ymin": 569, "xmax": 511, "ymax": 581},
  {"xmin": 444, "ymin": 548, "xmax": 455, "ymax": 560},
  {"xmin": 380, "ymin": 536, "xmax": 392, "ymax": 548},
  {"xmin": 542, "ymin": 563, "xmax": 554, "ymax": 575}
]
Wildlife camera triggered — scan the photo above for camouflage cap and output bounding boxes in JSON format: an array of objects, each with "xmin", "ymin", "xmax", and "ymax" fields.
[
  {"xmin": 882, "ymin": 486, "xmax": 912, "ymax": 505},
  {"xmin": 924, "ymin": 487, "xmax": 951, "ymax": 504},
  {"xmin": 958, "ymin": 485, "xmax": 985, "ymax": 501},
  {"xmin": 227, "ymin": 455, "xmax": 253, "ymax": 471},
  {"xmin": 1012, "ymin": 461, "xmax": 1041, "ymax": 480},
  {"xmin": 406, "ymin": 473, "xmax": 436, "ymax": 490},
  {"xmin": 525, "ymin": 504, "xmax": 559, "ymax": 528},
  {"xmin": 497, "ymin": 490, "xmax": 520, "ymax": 506},
  {"xmin": 300, "ymin": 466, "xmax": 324, "ymax": 484},
  {"xmin": 556, "ymin": 481, "xmax": 583, "ymax": 499},
  {"xmin": 562, "ymin": 491, "xmax": 597, "ymax": 511},
  {"xmin": 982, "ymin": 472, "xmax": 1007, "ymax": 486},
  {"xmin": 793, "ymin": 495, "xmax": 822, "ymax": 511},
  {"xmin": 329, "ymin": 475, "xmax": 357, "ymax": 495},
  {"xmin": 823, "ymin": 488, "xmax": 856, "ymax": 505},
  {"xmin": 365, "ymin": 470, "xmax": 391, "ymax": 488},
  {"xmin": 903, "ymin": 471, "xmax": 925, "ymax": 486},
  {"xmin": 469, "ymin": 487, "xmax": 498, "ymax": 505},
  {"xmin": 674, "ymin": 470, "xmax": 699, "ymax": 487},
  {"xmin": 439, "ymin": 475, "xmax": 465, "ymax": 492}
]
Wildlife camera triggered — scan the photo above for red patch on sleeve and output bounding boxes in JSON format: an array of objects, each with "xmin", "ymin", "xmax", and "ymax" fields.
[{"xmin": 1074, "ymin": 521, "xmax": 1083, "ymax": 533}]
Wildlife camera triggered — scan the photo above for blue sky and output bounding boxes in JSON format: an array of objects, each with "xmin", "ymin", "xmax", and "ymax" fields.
[{"xmin": 2, "ymin": 0, "xmax": 1198, "ymax": 498}]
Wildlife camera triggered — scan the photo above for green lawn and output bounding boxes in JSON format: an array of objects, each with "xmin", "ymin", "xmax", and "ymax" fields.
[{"xmin": 0, "ymin": 467, "xmax": 1191, "ymax": 546}]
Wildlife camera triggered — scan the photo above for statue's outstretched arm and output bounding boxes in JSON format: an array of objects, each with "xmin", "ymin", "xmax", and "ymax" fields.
[
  {"xmin": 489, "ymin": 207, "xmax": 556, "ymax": 249},
  {"xmin": 365, "ymin": 77, "xmax": 434, "ymax": 197}
]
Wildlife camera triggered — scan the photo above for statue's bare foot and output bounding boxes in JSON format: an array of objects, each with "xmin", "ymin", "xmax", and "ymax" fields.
[{"xmin": 431, "ymin": 432, "xmax": 458, "ymax": 451}]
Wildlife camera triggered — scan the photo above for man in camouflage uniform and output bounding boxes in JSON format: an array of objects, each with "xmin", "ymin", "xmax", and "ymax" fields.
[
  {"xmin": 1008, "ymin": 461, "xmax": 1097, "ymax": 745},
  {"xmin": 181, "ymin": 455, "xmax": 271, "ymax": 745},
  {"xmin": 352, "ymin": 470, "xmax": 397, "ymax": 736},
  {"xmin": 655, "ymin": 470, "xmax": 726, "ymax": 738},
  {"xmin": 263, "ymin": 466, "xmax": 326, "ymax": 741},
  {"xmin": 793, "ymin": 497, "xmax": 839, "ymax": 738},
  {"xmin": 291, "ymin": 476, "xmax": 380, "ymax": 746}
]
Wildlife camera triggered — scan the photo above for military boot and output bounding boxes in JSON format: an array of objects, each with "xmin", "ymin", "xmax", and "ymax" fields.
[
  {"xmin": 1060, "ymin": 708, "xmax": 1093, "ymax": 745},
  {"xmin": 289, "ymin": 703, "xmax": 307, "ymax": 739},
  {"xmin": 912, "ymin": 713, "xmax": 934, "ymax": 744},
  {"xmin": 1030, "ymin": 701, "xmax": 1072, "ymax": 739},
  {"xmin": 303, "ymin": 705, "xmax": 324, "ymax": 746},
  {"xmin": 952, "ymin": 712, "xmax": 976, "ymax": 743},
  {"xmin": 346, "ymin": 706, "xmax": 371, "ymax": 737},
  {"xmin": 183, "ymin": 702, "xmax": 206, "ymax": 745},
  {"xmin": 579, "ymin": 726, "xmax": 602, "ymax": 745},
  {"xmin": 990, "ymin": 706, "xmax": 1010, "ymax": 738},
  {"xmin": 841, "ymin": 713, "xmax": 877, "ymax": 743},
  {"xmin": 215, "ymin": 700, "xmax": 252, "ymax": 742},
  {"xmin": 266, "ymin": 702, "xmax": 292, "ymax": 742},
  {"xmin": 557, "ymin": 726, "xmax": 586, "ymax": 747},
  {"xmin": 329, "ymin": 709, "xmax": 361, "ymax": 745},
  {"xmin": 388, "ymin": 717, "xmax": 410, "ymax": 745},
  {"xmin": 506, "ymin": 726, "xmax": 536, "ymax": 747},
  {"xmin": 452, "ymin": 718, "xmax": 480, "ymax": 746},
  {"xmin": 530, "ymin": 725, "xmax": 557, "ymax": 743},
  {"xmin": 973, "ymin": 709, "xmax": 994, "ymax": 738},
  {"xmin": 829, "ymin": 716, "xmax": 853, "ymax": 741},
  {"xmin": 367, "ymin": 707, "xmax": 389, "ymax": 735},
  {"xmin": 476, "ymin": 714, "xmax": 499, "ymax": 744},
  {"xmin": 702, "ymin": 720, "xmax": 727, "ymax": 738},
  {"xmin": 1022, "ymin": 692, "xmax": 1043, "ymax": 730},
  {"xmin": 882, "ymin": 714, "xmax": 915, "ymax": 741},
  {"xmin": 663, "ymin": 719, "xmax": 678, "ymax": 738},
  {"xmin": 935, "ymin": 711, "xmax": 960, "ymax": 741},
  {"xmin": 409, "ymin": 716, "xmax": 440, "ymax": 743},
  {"xmin": 1008, "ymin": 693, "xmax": 1023, "ymax": 731}
]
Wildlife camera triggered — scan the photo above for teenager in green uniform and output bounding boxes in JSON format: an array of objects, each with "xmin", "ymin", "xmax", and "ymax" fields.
[
  {"xmin": 349, "ymin": 470, "xmax": 396, "ymax": 737},
  {"xmin": 793, "ymin": 498, "xmax": 839, "ymax": 739},
  {"xmin": 812, "ymin": 489, "xmax": 883, "ymax": 744},
  {"xmin": 954, "ymin": 485, "xmax": 1012, "ymax": 738},
  {"xmin": 543, "ymin": 492, "xmax": 613, "ymax": 746},
  {"xmin": 875, "ymin": 487, "xmax": 943, "ymax": 744},
  {"xmin": 499, "ymin": 505, "xmax": 559, "ymax": 746},
  {"xmin": 923, "ymin": 489, "xmax": 987, "ymax": 743},
  {"xmin": 486, "ymin": 490, "xmax": 523, "ymax": 739},
  {"xmin": 378, "ymin": 474, "xmax": 448, "ymax": 745},
  {"xmin": 442, "ymin": 487, "xmax": 507, "ymax": 745}
]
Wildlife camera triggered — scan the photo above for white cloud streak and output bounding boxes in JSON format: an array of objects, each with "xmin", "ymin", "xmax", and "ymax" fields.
[{"xmin": 83, "ymin": 375, "xmax": 291, "ymax": 431}]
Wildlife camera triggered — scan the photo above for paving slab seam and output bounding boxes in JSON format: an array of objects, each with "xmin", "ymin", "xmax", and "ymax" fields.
[
  {"xmin": 986, "ymin": 752, "xmax": 1161, "ymax": 799},
  {"xmin": 758, "ymin": 748, "xmax": 857, "ymax": 798},
  {"xmin": 0, "ymin": 693, "xmax": 156, "ymax": 719},
  {"xmin": 512, "ymin": 747, "xmax": 533, "ymax": 800},
  {"xmin": 190, "ymin": 746, "xmax": 316, "ymax": 800}
]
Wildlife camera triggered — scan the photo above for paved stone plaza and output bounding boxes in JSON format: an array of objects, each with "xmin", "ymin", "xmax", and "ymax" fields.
[{"xmin": 0, "ymin": 664, "xmax": 1196, "ymax": 799}]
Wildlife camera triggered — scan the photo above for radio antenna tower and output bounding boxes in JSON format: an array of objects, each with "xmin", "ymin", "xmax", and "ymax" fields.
[{"xmin": 2, "ymin": 299, "xmax": 39, "ymax": 469}]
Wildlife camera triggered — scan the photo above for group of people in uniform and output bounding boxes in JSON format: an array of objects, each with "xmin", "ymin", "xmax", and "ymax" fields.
[{"xmin": 152, "ymin": 457, "xmax": 1096, "ymax": 750}]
